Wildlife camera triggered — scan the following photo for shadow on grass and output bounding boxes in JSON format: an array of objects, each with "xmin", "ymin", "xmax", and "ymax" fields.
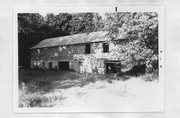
[
  {"xmin": 19, "ymin": 68, "xmax": 157, "ymax": 94},
  {"xmin": 19, "ymin": 69, "xmax": 100, "ymax": 93}
]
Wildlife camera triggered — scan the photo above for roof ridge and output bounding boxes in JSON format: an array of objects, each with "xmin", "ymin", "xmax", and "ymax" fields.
[
  {"xmin": 42, "ymin": 31, "xmax": 105, "ymax": 41},
  {"xmin": 30, "ymin": 31, "xmax": 127, "ymax": 49}
]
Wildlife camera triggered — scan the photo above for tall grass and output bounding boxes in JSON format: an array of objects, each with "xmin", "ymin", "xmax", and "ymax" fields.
[
  {"xmin": 18, "ymin": 69, "xmax": 158, "ymax": 107},
  {"xmin": 19, "ymin": 87, "xmax": 65, "ymax": 107}
]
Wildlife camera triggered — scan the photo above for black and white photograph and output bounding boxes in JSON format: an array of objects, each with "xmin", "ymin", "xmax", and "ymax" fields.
[{"xmin": 13, "ymin": 6, "xmax": 164, "ymax": 112}]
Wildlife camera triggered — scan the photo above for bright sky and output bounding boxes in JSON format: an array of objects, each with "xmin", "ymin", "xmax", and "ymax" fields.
[
  {"xmin": 39, "ymin": 11, "xmax": 106, "ymax": 19},
  {"xmin": 35, "ymin": 6, "xmax": 113, "ymax": 18}
]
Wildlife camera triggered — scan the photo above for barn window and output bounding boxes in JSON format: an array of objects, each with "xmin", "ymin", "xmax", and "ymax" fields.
[
  {"xmin": 85, "ymin": 43, "xmax": 91, "ymax": 54},
  {"xmin": 42, "ymin": 62, "xmax": 45, "ymax": 67},
  {"xmin": 103, "ymin": 43, "xmax": 109, "ymax": 53}
]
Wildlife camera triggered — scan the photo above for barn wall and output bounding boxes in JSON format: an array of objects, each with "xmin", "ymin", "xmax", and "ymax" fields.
[
  {"xmin": 30, "ymin": 41, "xmax": 120, "ymax": 74},
  {"xmin": 31, "ymin": 44, "xmax": 85, "ymax": 61}
]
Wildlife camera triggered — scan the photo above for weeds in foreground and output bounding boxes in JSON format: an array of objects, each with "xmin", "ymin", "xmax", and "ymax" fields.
[
  {"xmin": 141, "ymin": 71, "xmax": 158, "ymax": 81},
  {"xmin": 18, "ymin": 69, "xmax": 158, "ymax": 107},
  {"xmin": 19, "ymin": 84, "xmax": 65, "ymax": 107}
]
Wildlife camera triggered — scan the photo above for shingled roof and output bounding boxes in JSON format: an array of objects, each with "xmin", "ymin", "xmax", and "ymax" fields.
[{"xmin": 30, "ymin": 31, "xmax": 127, "ymax": 49}]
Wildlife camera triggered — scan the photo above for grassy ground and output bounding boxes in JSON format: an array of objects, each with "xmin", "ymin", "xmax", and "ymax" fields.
[{"xmin": 18, "ymin": 69, "xmax": 159, "ymax": 109}]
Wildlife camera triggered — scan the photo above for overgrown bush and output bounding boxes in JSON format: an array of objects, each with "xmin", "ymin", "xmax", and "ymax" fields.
[{"xmin": 141, "ymin": 71, "xmax": 158, "ymax": 81}]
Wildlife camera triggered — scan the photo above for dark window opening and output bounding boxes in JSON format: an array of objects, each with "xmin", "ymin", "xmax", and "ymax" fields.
[
  {"xmin": 49, "ymin": 62, "xmax": 52, "ymax": 69},
  {"xmin": 85, "ymin": 44, "xmax": 91, "ymax": 54},
  {"xmin": 103, "ymin": 43, "xmax": 109, "ymax": 53},
  {"xmin": 42, "ymin": 62, "xmax": 45, "ymax": 67},
  {"xmin": 58, "ymin": 61, "xmax": 70, "ymax": 71}
]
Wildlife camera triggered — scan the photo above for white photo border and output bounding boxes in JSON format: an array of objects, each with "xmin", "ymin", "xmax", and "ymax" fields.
[{"xmin": 13, "ymin": 5, "xmax": 164, "ymax": 113}]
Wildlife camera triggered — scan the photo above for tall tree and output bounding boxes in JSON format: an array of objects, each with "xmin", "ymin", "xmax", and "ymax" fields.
[
  {"xmin": 18, "ymin": 13, "xmax": 45, "ymax": 67},
  {"xmin": 103, "ymin": 12, "xmax": 158, "ymax": 72},
  {"xmin": 68, "ymin": 13, "xmax": 102, "ymax": 34}
]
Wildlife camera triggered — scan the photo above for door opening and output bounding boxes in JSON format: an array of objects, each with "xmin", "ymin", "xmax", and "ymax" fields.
[
  {"xmin": 105, "ymin": 61, "xmax": 121, "ymax": 74},
  {"xmin": 49, "ymin": 62, "xmax": 52, "ymax": 69},
  {"xmin": 58, "ymin": 61, "xmax": 70, "ymax": 71}
]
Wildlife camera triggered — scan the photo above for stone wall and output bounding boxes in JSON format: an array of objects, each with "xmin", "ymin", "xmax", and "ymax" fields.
[
  {"xmin": 31, "ymin": 44, "xmax": 85, "ymax": 69},
  {"xmin": 30, "ymin": 41, "xmax": 120, "ymax": 74}
]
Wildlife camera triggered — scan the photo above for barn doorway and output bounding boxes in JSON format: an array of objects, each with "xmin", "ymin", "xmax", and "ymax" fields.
[
  {"xmin": 85, "ymin": 43, "xmax": 91, "ymax": 54},
  {"xmin": 105, "ymin": 61, "xmax": 121, "ymax": 74},
  {"xmin": 58, "ymin": 61, "xmax": 70, "ymax": 71},
  {"xmin": 49, "ymin": 62, "xmax": 52, "ymax": 69}
]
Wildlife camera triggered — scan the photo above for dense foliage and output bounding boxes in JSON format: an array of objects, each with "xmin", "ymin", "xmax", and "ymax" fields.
[
  {"xmin": 18, "ymin": 12, "xmax": 158, "ymax": 73},
  {"xmin": 104, "ymin": 12, "xmax": 158, "ymax": 72}
]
